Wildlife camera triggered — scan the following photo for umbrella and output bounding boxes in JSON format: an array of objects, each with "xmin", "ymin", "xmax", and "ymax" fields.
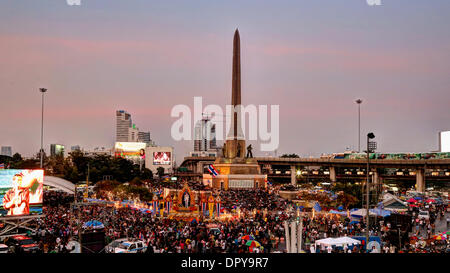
[
  {"xmin": 413, "ymin": 196, "xmax": 422, "ymax": 200},
  {"xmin": 83, "ymin": 220, "xmax": 105, "ymax": 229},
  {"xmin": 407, "ymin": 198, "xmax": 417, "ymax": 203},
  {"xmin": 425, "ymin": 199, "xmax": 435, "ymax": 203},
  {"xmin": 245, "ymin": 240, "xmax": 261, "ymax": 248},
  {"xmin": 433, "ymin": 235, "xmax": 446, "ymax": 241},
  {"xmin": 241, "ymin": 235, "xmax": 255, "ymax": 241}
]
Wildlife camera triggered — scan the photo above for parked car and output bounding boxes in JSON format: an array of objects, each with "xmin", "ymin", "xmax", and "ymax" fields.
[
  {"xmin": 417, "ymin": 211, "xmax": 430, "ymax": 220},
  {"xmin": 0, "ymin": 244, "xmax": 9, "ymax": 253},
  {"xmin": 106, "ymin": 238, "xmax": 146, "ymax": 253},
  {"xmin": 4, "ymin": 235, "xmax": 39, "ymax": 253}
]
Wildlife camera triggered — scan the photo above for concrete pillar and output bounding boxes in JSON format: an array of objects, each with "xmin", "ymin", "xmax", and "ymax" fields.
[
  {"xmin": 329, "ymin": 166, "xmax": 336, "ymax": 182},
  {"xmin": 297, "ymin": 217, "xmax": 303, "ymax": 252},
  {"xmin": 290, "ymin": 221, "xmax": 297, "ymax": 253},
  {"xmin": 416, "ymin": 168, "xmax": 425, "ymax": 192},
  {"xmin": 373, "ymin": 170, "xmax": 380, "ymax": 190},
  {"xmin": 291, "ymin": 165, "xmax": 297, "ymax": 186},
  {"xmin": 284, "ymin": 221, "xmax": 291, "ymax": 253}
]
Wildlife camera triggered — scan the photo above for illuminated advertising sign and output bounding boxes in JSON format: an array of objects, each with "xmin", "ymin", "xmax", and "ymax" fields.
[
  {"xmin": 51, "ymin": 144, "xmax": 65, "ymax": 157},
  {"xmin": 153, "ymin": 152, "xmax": 171, "ymax": 165},
  {"xmin": 0, "ymin": 169, "xmax": 44, "ymax": 217},
  {"xmin": 55, "ymin": 145, "xmax": 64, "ymax": 155},
  {"xmin": 440, "ymin": 131, "xmax": 450, "ymax": 153},
  {"xmin": 114, "ymin": 142, "xmax": 146, "ymax": 162}
]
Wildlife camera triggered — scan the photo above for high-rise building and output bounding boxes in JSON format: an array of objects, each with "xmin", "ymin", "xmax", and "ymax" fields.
[
  {"xmin": 1, "ymin": 146, "xmax": 12, "ymax": 157},
  {"xmin": 194, "ymin": 117, "xmax": 217, "ymax": 152},
  {"xmin": 116, "ymin": 110, "xmax": 132, "ymax": 142},
  {"xmin": 71, "ymin": 145, "xmax": 81, "ymax": 152},
  {"xmin": 84, "ymin": 147, "xmax": 113, "ymax": 157},
  {"xmin": 439, "ymin": 131, "xmax": 450, "ymax": 152},
  {"xmin": 138, "ymin": 131, "xmax": 151, "ymax": 145},
  {"xmin": 50, "ymin": 144, "xmax": 65, "ymax": 157},
  {"xmin": 116, "ymin": 110, "xmax": 153, "ymax": 145},
  {"xmin": 128, "ymin": 124, "xmax": 140, "ymax": 142}
]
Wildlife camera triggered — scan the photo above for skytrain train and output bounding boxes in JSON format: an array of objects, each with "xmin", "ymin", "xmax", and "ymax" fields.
[{"xmin": 321, "ymin": 152, "xmax": 450, "ymax": 160}]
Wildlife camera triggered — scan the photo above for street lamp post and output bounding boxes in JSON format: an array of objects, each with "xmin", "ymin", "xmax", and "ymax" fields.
[
  {"xmin": 366, "ymin": 132, "xmax": 375, "ymax": 251},
  {"xmin": 39, "ymin": 88, "xmax": 47, "ymax": 169},
  {"xmin": 355, "ymin": 99, "xmax": 363, "ymax": 153}
]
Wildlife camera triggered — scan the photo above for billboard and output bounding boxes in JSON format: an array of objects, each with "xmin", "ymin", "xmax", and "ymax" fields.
[
  {"xmin": 0, "ymin": 169, "xmax": 44, "ymax": 217},
  {"xmin": 51, "ymin": 144, "xmax": 65, "ymax": 157},
  {"xmin": 153, "ymin": 152, "xmax": 171, "ymax": 165},
  {"xmin": 440, "ymin": 131, "xmax": 450, "ymax": 152},
  {"xmin": 114, "ymin": 142, "xmax": 146, "ymax": 163}
]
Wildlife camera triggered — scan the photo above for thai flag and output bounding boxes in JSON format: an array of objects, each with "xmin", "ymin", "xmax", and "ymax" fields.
[
  {"xmin": 208, "ymin": 165, "xmax": 219, "ymax": 177},
  {"xmin": 152, "ymin": 201, "xmax": 159, "ymax": 214},
  {"xmin": 0, "ymin": 164, "xmax": 4, "ymax": 169}
]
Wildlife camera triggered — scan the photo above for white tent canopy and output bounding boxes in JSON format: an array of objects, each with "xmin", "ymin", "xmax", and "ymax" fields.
[
  {"xmin": 333, "ymin": 237, "xmax": 361, "ymax": 246},
  {"xmin": 315, "ymin": 237, "xmax": 361, "ymax": 247},
  {"xmin": 314, "ymin": 238, "xmax": 336, "ymax": 246},
  {"xmin": 350, "ymin": 208, "xmax": 377, "ymax": 217}
]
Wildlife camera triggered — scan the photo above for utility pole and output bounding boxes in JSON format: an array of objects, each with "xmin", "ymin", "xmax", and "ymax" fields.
[
  {"xmin": 85, "ymin": 163, "xmax": 90, "ymax": 199},
  {"xmin": 355, "ymin": 99, "xmax": 362, "ymax": 153},
  {"xmin": 366, "ymin": 132, "xmax": 376, "ymax": 251},
  {"xmin": 39, "ymin": 88, "xmax": 47, "ymax": 168}
]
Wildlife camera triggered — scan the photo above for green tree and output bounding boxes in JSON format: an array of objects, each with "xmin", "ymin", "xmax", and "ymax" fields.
[
  {"xmin": 157, "ymin": 167, "xmax": 165, "ymax": 178},
  {"xmin": 129, "ymin": 177, "xmax": 143, "ymax": 187},
  {"xmin": 140, "ymin": 168, "xmax": 153, "ymax": 180}
]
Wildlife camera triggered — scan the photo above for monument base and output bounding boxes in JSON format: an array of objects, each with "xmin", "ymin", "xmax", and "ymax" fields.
[
  {"xmin": 210, "ymin": 174, "xmax": 267, "ymax": 190},
  {"xmin": 203, "ymin": 156, "xmax": 267, "ymax": 190}
]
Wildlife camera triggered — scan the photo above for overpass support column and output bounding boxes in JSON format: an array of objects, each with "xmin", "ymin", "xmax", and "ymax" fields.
[
  {"xmin": 373, "ymin": 170, "xmax": 383, "ymax": 198},
  {"xmin": 197, "ymin": 162, "xmax": 203, "ymax": 174},
  {"xmin": 416, "ymin": 168, "xmax": 425, "ymax": 193},
  {"xmin": 373, "ymin": 170, "xmax": 381, "ymax": 189},
  {"xmin": 329, "ymin": 167, "xmax": 336, "ymax": 182},
  {"xmin": 291, "ymin": 165, "xmax": 297, "ymax": 186}
]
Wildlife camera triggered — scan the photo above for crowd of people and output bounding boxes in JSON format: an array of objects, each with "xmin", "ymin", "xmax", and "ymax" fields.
[
  {"xmin": 218, "ymin": 188, "xmax": 289, "ymax": 212},
  {"xmin": 4, "ymin": 182, "xmax": 448, "ymax": 254},
  {"xmin": 26, "ymin": 191, "xmax": 290, "ymax": 253}
]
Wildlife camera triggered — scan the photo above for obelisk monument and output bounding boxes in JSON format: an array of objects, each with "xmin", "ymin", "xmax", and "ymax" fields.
[
  {"xmin": 224, "ymin": 29, "xmax": 246, "ymax": 159},
  {"xmin": 207, "ymin": 29, "xmax": 266, "ymax": 190}
]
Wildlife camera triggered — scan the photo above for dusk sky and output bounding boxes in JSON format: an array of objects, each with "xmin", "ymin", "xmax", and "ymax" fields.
[{"xmin": 1, "ymin": 0, "xmax": 449, "ymax": 163}]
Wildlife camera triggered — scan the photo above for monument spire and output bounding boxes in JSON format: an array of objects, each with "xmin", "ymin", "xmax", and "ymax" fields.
[
  {"xmin": 225, "ymin": 29, "xmax": 245, "ymax": 158},
  {"xmin": 232, "ymin": 29, "xmax": 241, "ymax": 108},
  {"xmin": 228, "ymin": 28, "xmax": 244, "ymax": 142}
]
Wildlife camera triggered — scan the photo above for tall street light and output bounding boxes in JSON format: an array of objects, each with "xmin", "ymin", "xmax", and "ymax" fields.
[
  {"xmin": 355, "ymin": 99, "xmax": 363, "ymax": 153},
  {"xmin": 39, "ymin": 88, "xmax": 47, "ymax": 169},
  {"xmin": 366, "ymin": 132, "xmax": 376, "ymax": 250}
]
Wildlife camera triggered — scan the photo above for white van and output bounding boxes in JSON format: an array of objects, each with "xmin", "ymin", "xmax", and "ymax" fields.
[{"xmin": 418, "ymin": 211, "xmax": 430, "ymax": 220}]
